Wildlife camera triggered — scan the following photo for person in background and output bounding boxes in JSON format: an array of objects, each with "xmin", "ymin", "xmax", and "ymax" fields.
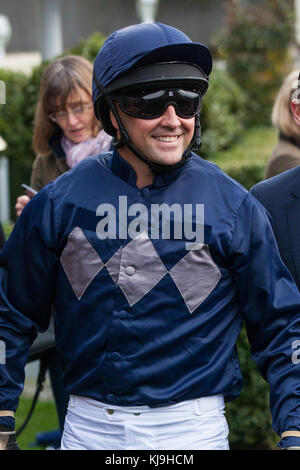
[
  {"xmin": 0, "ymin": 22, "xmax": 300, "ymax": 451},
  {"xmin": 265, "ymin": 70, "xmax": 300, "ymax": 179},
  {"xmin": 251, "ymin": 73, "xmax": 300, "ymax": 290},
  {"xmin": 14, "ymin": 55, "xmax": 113, "ymax": 449},
  {"xmin": 15, "ymin": 55, "xmax": 113, "ymax": 215},
  {"xmin": 0, "ymin": 223, "xmax": 5, "ymax": 250}
]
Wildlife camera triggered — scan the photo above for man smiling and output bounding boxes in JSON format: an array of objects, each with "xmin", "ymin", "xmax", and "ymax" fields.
[
  {"xmin": 109, "ymin": 94, "xmax": 196, "ymax": 188},
  {"xmin": 1, "ymin": 23, "xmax": 300, "ymax": 451}
]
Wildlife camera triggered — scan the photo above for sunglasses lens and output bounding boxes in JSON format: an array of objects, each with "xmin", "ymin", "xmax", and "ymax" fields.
[
  {"xmin": 117, "ymin": 89, "xmax": 201, "ymax": 119},
  {"xmin": 122, "ymin": 90, "xmax": 166, "ymax": 118},
  {"xmin": 176, "ymin": 89, "xmax": 201, "ymax": 118}
]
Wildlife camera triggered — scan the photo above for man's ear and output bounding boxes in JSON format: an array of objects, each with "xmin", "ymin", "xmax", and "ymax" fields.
[{"xmin": 291, "ymin": 101, "xmax": 300, "ymax": 126}]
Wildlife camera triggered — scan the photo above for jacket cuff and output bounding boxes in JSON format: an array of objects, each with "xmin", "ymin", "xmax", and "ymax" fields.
[
  {"xmin": 277, "ymin": 434, "xmax": 300, "ymax": 449},
  {"xmin": 0, "ymin": 411, "xmax": 15, "ymax": 431},
  {"xmin": 0, "ymin": 416, "xmax": 15, "ymax": 431}
]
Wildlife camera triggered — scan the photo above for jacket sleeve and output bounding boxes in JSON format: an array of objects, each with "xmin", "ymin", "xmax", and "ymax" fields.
[
  {"xmin": 0, "ymin": 183, "xmax": 59, "ymax": 422},
  {"xmin": 228, "ymin": 192, "xmax": 300, "ymax": 447}
]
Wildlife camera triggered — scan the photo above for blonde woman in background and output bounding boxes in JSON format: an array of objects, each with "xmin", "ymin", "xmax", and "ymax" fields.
[{"xmin": 265, "ymin": 70, "xmax": 300, "ymax": 178}]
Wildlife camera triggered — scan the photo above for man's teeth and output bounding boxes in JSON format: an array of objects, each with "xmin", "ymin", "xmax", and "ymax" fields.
[{"xmin": 155, "ymin": 136, "xmax": 178, "ymax": 142}]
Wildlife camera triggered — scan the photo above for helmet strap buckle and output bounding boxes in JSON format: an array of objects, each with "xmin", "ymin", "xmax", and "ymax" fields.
[
  {"xmin": 193, "ymin": 114, "xmax": 202, "ymax": 150},
  {"xmin": 114, "ymin": 129, "xmax": 130, "ymax": 148}
]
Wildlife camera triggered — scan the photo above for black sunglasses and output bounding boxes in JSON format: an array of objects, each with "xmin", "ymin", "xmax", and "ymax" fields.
[{"xmin": 111, "ymin": 88, "xmax": 202, "ymax": 119}]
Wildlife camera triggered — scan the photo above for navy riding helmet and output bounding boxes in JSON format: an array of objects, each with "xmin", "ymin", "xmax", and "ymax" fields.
[{"xmin": 92, "ymin": 22, "xmax": 213, "ymax": 172}]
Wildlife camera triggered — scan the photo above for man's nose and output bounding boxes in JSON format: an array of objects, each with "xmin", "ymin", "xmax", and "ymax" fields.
[{"xmin": 160, "ymin": 105, "xmax": 181, "ymax": 127}]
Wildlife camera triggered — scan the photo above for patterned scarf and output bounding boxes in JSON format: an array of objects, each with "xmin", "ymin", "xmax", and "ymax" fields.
[{"xmin": 62, "ymin": 129, "xmax": 112, "ymax": 168}]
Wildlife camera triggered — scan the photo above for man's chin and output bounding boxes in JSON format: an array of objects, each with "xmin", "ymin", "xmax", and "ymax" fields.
[{"xmin": 149, "ymin": 153, "xmax": 184, "ymax": 167}]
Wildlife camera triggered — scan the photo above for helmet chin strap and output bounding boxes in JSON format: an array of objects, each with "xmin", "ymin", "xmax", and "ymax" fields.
[{"xmin": 109, "ymin": 97, "xmax": 202, "ymax": 174}]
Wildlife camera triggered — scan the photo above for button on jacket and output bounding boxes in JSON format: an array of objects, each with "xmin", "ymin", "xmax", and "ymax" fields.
[{"xmin": 1, "ymin": 149, "xmax": 300, "ymax": 440}]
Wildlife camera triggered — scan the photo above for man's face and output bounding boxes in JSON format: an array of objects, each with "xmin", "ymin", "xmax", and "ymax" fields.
[{"xmin": 111, "ymin": 103, "xmax": 195, "ymax": 167}]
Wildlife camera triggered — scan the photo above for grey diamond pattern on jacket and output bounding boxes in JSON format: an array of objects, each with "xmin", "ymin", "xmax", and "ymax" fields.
[
  {"xmin": 60, "ymin": 227, "xmax": 104, "ymax": 300},
  {"xmin": 117, "ymin": 232, "xmax": 168, "ymax": 306},
  {"xmin": 169, "ymin": 245, "xmax": 222, "ymax": 313},
  {"xmin": 60, "ymin": 227, "xmax": 221, "ymax": 310}
]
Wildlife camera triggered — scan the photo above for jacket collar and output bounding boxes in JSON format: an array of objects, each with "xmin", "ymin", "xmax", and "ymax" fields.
[{"xmin": 110, "ymin": 148, "xmax": 188, "ymax": 188}]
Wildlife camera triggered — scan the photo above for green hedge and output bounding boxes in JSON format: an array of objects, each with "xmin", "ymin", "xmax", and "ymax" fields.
[
  {"xmin": 209, "ymin": 125, "xmax": 277, "ymax": 189},
  {"xmin": 200, "ymin": 67, "xmax": 247, "ymax": 156},
  {"xmin": 217, "ymin": 160, "xmax": 265, "ymax": 190},
  {"xmin": 216, "ymin": 0, "xmax": 294, "ymax": 125},
  {"xmin": 67, "ymin": 32, "xmax": 106, "ymax": 63}
]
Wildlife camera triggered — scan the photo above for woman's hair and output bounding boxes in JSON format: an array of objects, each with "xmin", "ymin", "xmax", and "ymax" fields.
[
  {"xmin": 33, "ymin": 55, "xmax": 101, "ymax": 155},
  {"xmin": 271, "ymin": 70, "xmax": 300, "ymax": 138}
]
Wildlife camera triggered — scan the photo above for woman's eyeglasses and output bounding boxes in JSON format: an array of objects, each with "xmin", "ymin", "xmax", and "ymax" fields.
[
  {"xmin": 49, "ymin": 104, "xmax": 92, "ymax": 123},
  {"xmin": 111, "ymin": 88, "xmax": 202, "ymax": 120}
]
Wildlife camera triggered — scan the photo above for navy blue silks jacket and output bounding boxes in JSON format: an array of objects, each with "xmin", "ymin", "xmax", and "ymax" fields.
[{"xmin": 1, "ymin": 150, "xmax": 300, "ymax": 446}]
